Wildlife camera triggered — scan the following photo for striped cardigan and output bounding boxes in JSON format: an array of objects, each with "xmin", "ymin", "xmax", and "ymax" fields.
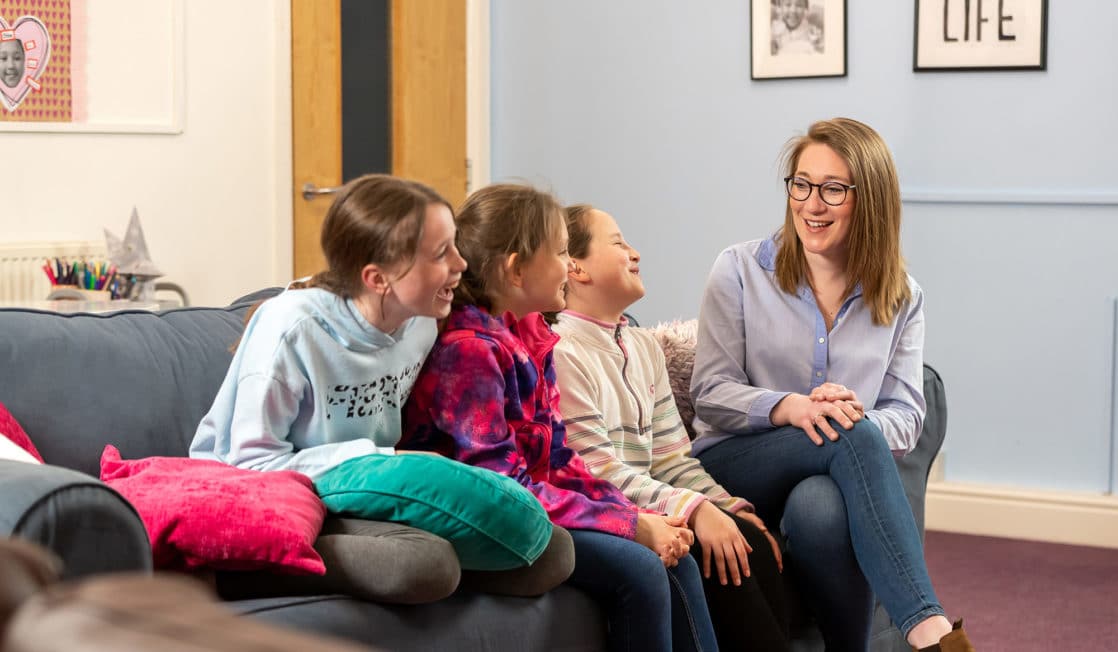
[{"xmin": 553, "ymin": 311, "xmax": 751, "ymax": 521}]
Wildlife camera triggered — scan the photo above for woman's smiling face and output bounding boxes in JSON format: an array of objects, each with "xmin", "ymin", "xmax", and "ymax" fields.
[{"xmin": 789, "ymin": 142, "xmax": 856, "ymax": 265}]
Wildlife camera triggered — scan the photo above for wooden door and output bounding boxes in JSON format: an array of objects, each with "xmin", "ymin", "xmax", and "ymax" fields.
[
  {"xmin": 291, "ymin": 0, "xmax": 467, "ymax": 279},
  {"xmin": 291, "ymin": 0, "xmax": 342, "ymax": 279}
]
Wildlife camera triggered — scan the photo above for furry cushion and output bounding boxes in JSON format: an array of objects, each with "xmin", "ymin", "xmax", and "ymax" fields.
[{"xmin": 646, "ymin": 319, "xmax": 700, "ymax": 440}]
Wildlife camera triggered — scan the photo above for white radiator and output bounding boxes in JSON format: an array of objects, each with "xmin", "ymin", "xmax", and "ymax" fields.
[{"xmin": 0, "ymin": 241, "xmax": 107, "ymax": 304}]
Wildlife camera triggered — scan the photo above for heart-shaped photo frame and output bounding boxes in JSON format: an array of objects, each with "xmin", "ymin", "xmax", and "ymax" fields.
[{"xmin": 0, "ymin": 15, "xmax": 51, "ymax": 113}]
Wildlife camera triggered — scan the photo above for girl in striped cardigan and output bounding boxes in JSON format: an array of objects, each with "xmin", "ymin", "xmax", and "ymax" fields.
[{"xmin": 553, "ymin": 204, "xmax": 788, "ymax": 652}]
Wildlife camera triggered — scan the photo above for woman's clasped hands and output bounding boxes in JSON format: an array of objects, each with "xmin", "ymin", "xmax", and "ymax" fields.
[{"xmin": 776, "ymin": 382, "xmax": 866, "ymax": 446}]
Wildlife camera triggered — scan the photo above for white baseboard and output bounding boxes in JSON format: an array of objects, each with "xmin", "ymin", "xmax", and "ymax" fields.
[{"xmin": 926, "ymin": 481, "xmax": 1118, "ymax": 549}]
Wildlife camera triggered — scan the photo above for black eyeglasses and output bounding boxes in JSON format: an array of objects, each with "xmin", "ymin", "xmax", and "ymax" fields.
[{"xmin": 784, "ymin": 176, "xmax": 856, "ymax": 206}]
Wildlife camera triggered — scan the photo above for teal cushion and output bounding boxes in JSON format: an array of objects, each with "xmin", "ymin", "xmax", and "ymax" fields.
[{"xmin": 314, "ymin": 454, "xmax": 552, "ymax": 571}]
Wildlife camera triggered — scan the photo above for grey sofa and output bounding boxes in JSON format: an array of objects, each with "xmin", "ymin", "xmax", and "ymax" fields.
[{"xmin": 0, "ymin": 290, "xmax": 944, "ymax": 651}]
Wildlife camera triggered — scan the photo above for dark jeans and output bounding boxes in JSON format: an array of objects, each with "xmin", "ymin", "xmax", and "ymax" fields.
[
  {"xmin": 567, "ymin": 529, "xmax": 719, "ymax": 652},
  {"xmin": 691, "ymin": 512, "xmax": 789, "ymax": 651},
  {"xmin": 697, "ymin": 419, "xmax": 944, "ymax": 651}
]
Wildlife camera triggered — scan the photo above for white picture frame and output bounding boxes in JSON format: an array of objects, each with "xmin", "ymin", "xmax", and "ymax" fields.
[
  {"xmin": 0, "ymin": 0, "xmax": 184, "ymax": 134},
  {"xmin": 914, "ymin": 0, "xmax": 1048, "ymax": 72}
]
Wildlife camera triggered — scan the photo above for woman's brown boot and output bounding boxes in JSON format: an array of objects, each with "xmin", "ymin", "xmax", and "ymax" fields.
[{"xmin": 914, "ymin": 619, "xmax": 976, "ymax": 652}]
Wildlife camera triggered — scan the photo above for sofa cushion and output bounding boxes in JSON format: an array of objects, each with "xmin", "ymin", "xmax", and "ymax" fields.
[
  {"xmin": 314, "ymin": 454, "xmax": 552, "ymax": 571},
  {"xmin": 0, "ymin": 401, "xmax": 43, "ymax": 463},
  {"xmin": 646, "ymin": 319, "xmax": 700, "ymax": 439},
  {"xmin": 0, "ymin": 297, "xmax": 280, "ymax": 476},
  {"xmin": 227, "ymin": 585, "xmax": 607, "ymax": 652},
  {"xmin": 100, "ymin": 446, "xmax": 326, "ymax": 575}
]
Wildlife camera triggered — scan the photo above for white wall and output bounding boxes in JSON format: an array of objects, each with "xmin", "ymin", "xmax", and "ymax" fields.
[
  {"xmin": 1, "ymin": 0, "xmax": 292, "ymax": 307},
  {"xmin": 490, "ymin": 1, "xmax": 1118, "ymax": 493}
]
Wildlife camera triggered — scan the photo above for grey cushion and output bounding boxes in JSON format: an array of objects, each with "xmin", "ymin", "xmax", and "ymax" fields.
[
  {"xmin": 216, "ymin": 518, "xmax": 462, "ymax": 605},
  {"xmin": 0, "ymin": 461, "xmax": 151, "ymax": 579},
  {"xmin": 457, "ymin": 524, "xmax": 575, "ymax": 597},
  {"xmin": 217, "ymin": 519, "xmax": 575, "ymax": 604}
]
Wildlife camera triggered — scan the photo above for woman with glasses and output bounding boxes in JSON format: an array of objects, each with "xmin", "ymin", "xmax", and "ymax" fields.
[{"xmin": 690, "ymin": 118, "xmax": 975, "ymax": 651}]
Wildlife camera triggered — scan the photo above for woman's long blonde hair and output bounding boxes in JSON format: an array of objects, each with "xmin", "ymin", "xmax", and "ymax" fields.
[{"xmin": 775, "ymin": 117, "xmax": 910, "ymax": 325}]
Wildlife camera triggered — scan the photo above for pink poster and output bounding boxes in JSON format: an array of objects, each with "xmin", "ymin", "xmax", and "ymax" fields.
[{"xmin": 0, "ymin": 0, "xmax": 84, "ymax": 122}]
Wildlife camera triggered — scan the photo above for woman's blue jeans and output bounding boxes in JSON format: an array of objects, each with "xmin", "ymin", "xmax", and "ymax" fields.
[
  {"xmin": 567, "ymin": 529, "xmax": 719, "ymax": 652},
  {"xmin": 696, "ymin": 419, "xmax": 944, "ymax": 650}
]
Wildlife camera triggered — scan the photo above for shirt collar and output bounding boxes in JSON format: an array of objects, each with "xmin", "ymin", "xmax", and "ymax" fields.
[
  {"xmin": 561, "ymin": 309, "xmax": 629, "ymax": 329},
  {"xmin": 556, "ymin": 310, "xmax": 629, "ymax": 354},
  {"xmin": 758, "ymin": 236, "xmax": 778, "ymax": 271},
  {"xmin": 506, "ymin": 310, "xmax": 560, "ymax": 361},
  {"xmin": 759, "ymin": 235, "xmax": 864, "ymax": 301}
]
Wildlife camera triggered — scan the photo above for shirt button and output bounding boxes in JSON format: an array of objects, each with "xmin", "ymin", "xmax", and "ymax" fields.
[
  {"xmin": 818, "ymin": 337, "xmax": 825, "ymax": 344},
  {"xmin": 816, "ymin": 371, "xmax": 823, "ymax": 377}
]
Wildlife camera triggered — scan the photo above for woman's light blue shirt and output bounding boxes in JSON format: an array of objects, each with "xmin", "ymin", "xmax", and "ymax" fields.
[{"xmin": 690, "ymin": 237, "xmax": 926, "ymax": 457}]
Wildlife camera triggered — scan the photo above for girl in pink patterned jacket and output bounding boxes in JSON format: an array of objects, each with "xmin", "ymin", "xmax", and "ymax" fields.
[{"xmin": 401, "ymin": 184, "xmax": 719, "ymax": 652}]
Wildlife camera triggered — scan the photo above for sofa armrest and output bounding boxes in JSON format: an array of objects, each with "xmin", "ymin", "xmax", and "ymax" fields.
[
  {"xmin": 895, "ymin": 364, "xmax": 948, "ymax": 536},
  {"xmin": 0, "ymin": 460, "xmax": 152, "ymax": 579}
]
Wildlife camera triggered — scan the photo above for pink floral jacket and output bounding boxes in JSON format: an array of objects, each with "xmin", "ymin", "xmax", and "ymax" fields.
[{"xmin": 401, "ymin": 304, "xmax": 639, "ymax": 538}]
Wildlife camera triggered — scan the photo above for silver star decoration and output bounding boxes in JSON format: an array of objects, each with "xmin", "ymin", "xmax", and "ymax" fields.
[{"xmin": 105, "ymin": 207, "xmax": 163, "ymax": 278}]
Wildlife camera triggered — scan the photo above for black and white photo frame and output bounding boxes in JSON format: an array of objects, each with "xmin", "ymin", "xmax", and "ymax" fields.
[{"xmin": 751, "ymin": 0, "xmax": 847, "ymax": 80}]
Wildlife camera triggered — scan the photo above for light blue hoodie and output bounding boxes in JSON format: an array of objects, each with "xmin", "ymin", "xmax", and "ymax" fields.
[{"xmin": 190, "ymin": 288, "xmax": 437, "ymax": 479}]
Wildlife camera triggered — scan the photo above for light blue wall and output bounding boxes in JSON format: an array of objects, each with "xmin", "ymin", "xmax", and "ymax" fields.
[{"xmin": 490, "ymin": 1, "xmax": 1118, "ymax": 492}]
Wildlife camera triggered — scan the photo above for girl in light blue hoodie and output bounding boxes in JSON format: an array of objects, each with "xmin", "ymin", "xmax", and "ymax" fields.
[{"xmin": 190, "ymin": 174, "xmax": 467, "ymax": 602}]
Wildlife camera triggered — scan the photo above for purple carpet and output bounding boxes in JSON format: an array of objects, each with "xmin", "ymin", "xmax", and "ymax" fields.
[{"xmin": 924, "ymin": 530, "xmax": 1118, "ymax": 651}]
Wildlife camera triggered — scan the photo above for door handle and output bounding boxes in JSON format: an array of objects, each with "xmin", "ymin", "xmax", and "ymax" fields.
[{"xmin": 301, "ymin": 182, "xmax": 343, "ymax": 201}]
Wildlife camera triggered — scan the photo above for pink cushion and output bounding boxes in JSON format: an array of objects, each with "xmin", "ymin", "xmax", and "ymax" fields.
[
  {"xmin": 99, "ymin": 446, "xmax": 326, "ymax": 575},
  {"xmin": 0, "ymin": 401, "xmax": 44, "ymax": 463}
]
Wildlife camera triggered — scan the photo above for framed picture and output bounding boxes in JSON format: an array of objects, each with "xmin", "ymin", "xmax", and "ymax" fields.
[
  {"xmin": 751, "ymin": 0, "xmax": 846, "ymax": 80},
  {"xmin": 0, "ymin": 0, "xmax": 184, "ymax": 133},
  {"xmin": 914, "ymin": 0, "xmax": 1047, "ymax": 71}
]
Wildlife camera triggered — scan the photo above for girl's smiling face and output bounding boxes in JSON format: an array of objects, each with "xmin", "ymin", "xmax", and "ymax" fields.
[
  {"xmin": 514, "ymin": 222, "xmax": 570, "ymax": 315},
  {"xmin": 569, "ymin": 209, "xmax": 644, "ymax": 321},
  {"xmin": 0, "ymin": 40, "xmax": 25, "ymax": 89},
  {"xmin": 381, "ymin": 202, "xmax": 467, "ymax": 329}
]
